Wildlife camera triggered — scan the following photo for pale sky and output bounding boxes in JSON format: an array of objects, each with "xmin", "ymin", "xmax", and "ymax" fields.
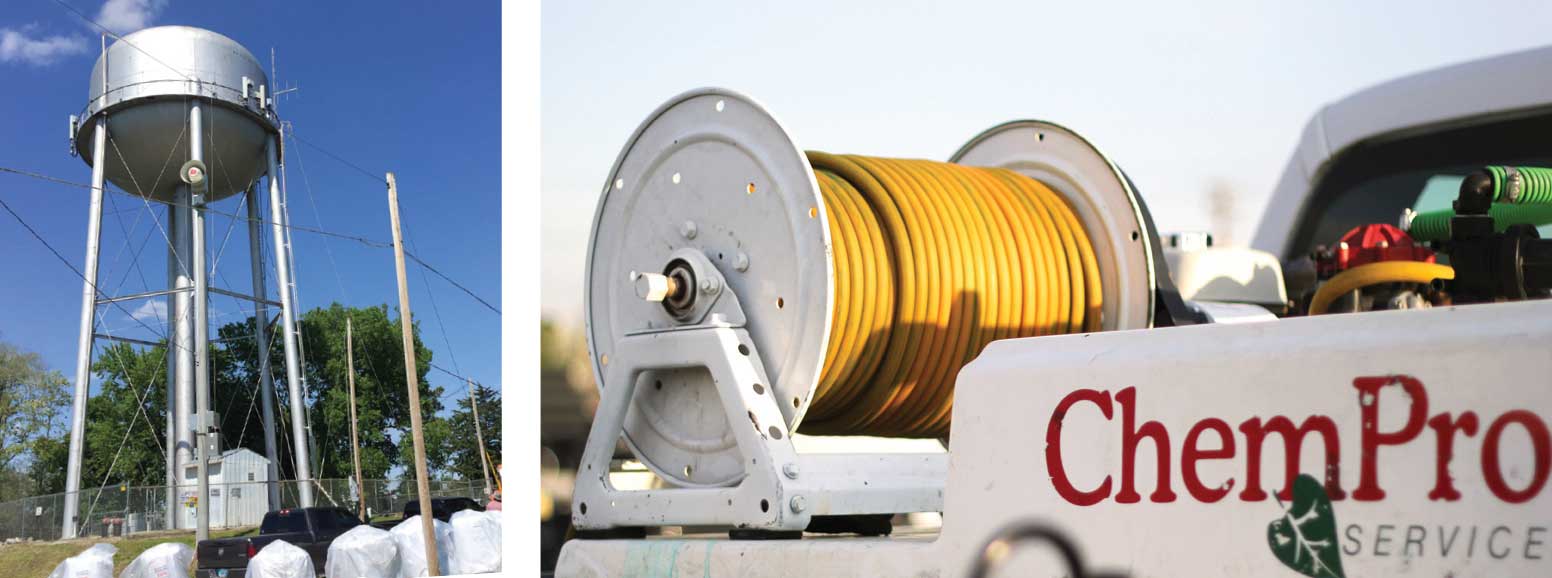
[{"xmin": 541, "ymin": 0, "xmax": 1552, "ymax": 328}]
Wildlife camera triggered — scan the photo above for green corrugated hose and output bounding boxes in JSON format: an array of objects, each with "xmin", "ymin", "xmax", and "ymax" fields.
[
  {"xmin": 1405, "ymin": 204, "xmax": 1552, "ymax": 242},
  {"xmin": 1488, "ymin": 165, "xmax": 1552, "ymax": 205},
  {"xmin": 1403, "ymin": 166, "xmax": 1552, "ymax": 242}
]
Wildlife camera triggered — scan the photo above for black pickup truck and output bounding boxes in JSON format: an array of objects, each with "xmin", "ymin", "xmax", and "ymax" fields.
[
  {"xmin": 403, "ymin": 496, "xmax": 485, "ymax": 522},
  {"xmin": 195, "ymin": 507, "xmax": 363, "ymax": 578},
  {"xmin": 369, "ymin": 496, "xmax": 486, "ymax": 529}
]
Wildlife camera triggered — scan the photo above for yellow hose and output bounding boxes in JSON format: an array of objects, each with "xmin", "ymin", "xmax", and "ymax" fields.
[
  {"xmin": 798, "ymin": 153, "xmax": 1101, "ymax": 438},
  {"xmin": 1307, "ymin": 261, "xmax": 1455, "ymax": 315}
]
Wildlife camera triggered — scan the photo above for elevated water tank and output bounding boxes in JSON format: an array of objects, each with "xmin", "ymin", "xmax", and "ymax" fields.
[{"xmin": 73, "ymin": 26, "xmax": 276, "ymax": 202}]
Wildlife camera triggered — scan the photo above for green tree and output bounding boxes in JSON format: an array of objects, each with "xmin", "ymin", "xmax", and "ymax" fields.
[
  {"xmin": 28, "ymin": 435, "xmax": 67, "ymax": 494},
  {"xmin": 444, "ymin": 382, "xmax": 500, "ymax": 484},
  {"xmin": 400, "ymin": 414, "xmax": 455, "ymax": 481},
  {"xmin": 62, "ymin": 332, "xmax": 300, "ymax": 523},
  {"xmin": 76, "ymin": 338, "xmax": 246, "ymax": 491},
  {"xmin": 21, "ymin": 303, "xmax": 456, "ymax": 502},
  {"xmin": 223, "ymin": 303, "xmax": 445, "ymax": 481},
  {"xmin": 80, "ymin": 343, "xmax": 170, "ymax": 489},
  {"xmin": 0, "ymin": 341, "xmax": 70, "ymax": 499}
]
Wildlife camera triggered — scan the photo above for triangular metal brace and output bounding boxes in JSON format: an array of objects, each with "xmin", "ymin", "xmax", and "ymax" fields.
[{"xmin": 572, "ymin": 252, "xmax": 947, "ymax": 531}]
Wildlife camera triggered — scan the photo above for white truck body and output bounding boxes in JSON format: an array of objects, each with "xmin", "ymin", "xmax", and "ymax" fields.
[{"xmin": 557, "ymin": 46, "xmax": 1552, "ymax": 578}]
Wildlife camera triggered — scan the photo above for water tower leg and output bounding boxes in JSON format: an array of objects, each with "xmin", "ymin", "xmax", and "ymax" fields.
[
  {"xmin": 165, "ymin": 204, "xmax": 179, "ymax": 531},
  {"xmin": 61, "ymin": 115, "xmax": 108, "ymax": 540},
  {"xmin": 190, "ymin": 99, "xmax": 211, "ymax": 543},
  {"xmin": 246, "ymin": 183, "xmax": 284, "ymax": 510},
  {"xmin": 265, "ymin": 135, "xmax": 314, "ymax": 507},
  {"xmin": 173, "ymin": 183, "xmax": 195, "ymax": 524},
  {"xmin": 277, "ymin": 182, "xmax": 321, "ymax": 481}
]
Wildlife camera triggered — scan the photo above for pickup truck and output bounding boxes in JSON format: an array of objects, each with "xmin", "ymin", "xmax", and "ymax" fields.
[
  {"xmin": 195, "ymin": 507, "xmax": 364, "ymax": 578},
  {"xmin": 369, "ymin": 496, "xmax": 487, "ymax": 530},
  {"xmin": 402, "ymin": 496, "xmax": 485, "ymax": 522}
]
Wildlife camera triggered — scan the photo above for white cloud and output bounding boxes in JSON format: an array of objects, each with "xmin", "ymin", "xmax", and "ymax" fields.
[
  {"xmin": 0, "ymin": 27, "xmax": 87, "ymax": 66},
  {"xmin": 95, "ymin": 0, "xmax": 168, "ymax": 35},
  {"xmin": 129, "ymin": 299, "xmax": 168, "ymax": 324}
]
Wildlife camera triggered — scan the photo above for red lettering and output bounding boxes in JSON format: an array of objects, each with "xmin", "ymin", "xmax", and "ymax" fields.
[
  {"xmin": 1046, "ymin": 389, "xmax": 1113, "ymax": 506},
  {"xmin": 1481, "ymin": 410, "xmax": 1551, "ymax": 503},
  {"xmin": 1044, "ymin": 375, "xmax": 1544, "ymax": 506},
  {"xmin": 1426, "ymin": 412, "xmax": 1479, "ymax": 501},
  {"xmin": 1238, "ymin": 415, "xmax": 1345, "ymax": 501},
  {"xmin": 1182, "ymin": 418, "xmax": 1236, "ymax": 502},
  {"xmin": 1353, "ymin": 375, "xmax": 1428, "ymax": 501},
  {"xmin": 1116, "ymin": 387, "xmax": 1177, "ymax": 503}
]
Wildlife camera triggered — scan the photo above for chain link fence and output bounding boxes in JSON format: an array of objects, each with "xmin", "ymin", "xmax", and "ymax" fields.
[{"xmin": 0, "ymin": 478, "xmax": 488, "ymax": 543}]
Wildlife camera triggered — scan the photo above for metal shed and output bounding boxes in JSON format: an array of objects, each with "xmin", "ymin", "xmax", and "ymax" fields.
[{"xmin": 180, "ymin": 448, "xmax": 272, "ymax": 529}]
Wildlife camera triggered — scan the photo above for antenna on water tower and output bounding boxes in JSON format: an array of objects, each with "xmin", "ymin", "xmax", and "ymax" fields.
[{"xmin": 61, "ymin": 26, "xmax": 314, "ymax": 541}]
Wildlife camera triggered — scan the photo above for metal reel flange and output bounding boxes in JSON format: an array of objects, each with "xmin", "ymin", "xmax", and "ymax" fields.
[
  {"xmin": 951, "ymin": 121, "xmax": 1157, "ymax": 331},
  {"xmin": 584, "ymin": 89, "xmax": 833, "ymax": 487}
]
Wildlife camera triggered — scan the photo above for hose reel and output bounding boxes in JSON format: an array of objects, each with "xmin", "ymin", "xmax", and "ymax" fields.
[{"xmin": 582, "ymin": 88, "xmax": 1165, "ymax": 493}]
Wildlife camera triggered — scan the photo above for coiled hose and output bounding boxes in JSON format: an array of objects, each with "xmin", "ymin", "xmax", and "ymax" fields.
[{"xmin": 797, "ymin": 153, "xmax": 1101, "ymax": 438}]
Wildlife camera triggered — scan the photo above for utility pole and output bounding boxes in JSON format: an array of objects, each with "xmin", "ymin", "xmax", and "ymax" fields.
[
  {"xmin": 387, "ymin": 172, "xmax": 439, "ymax": 575},
  {"xmin": 346, "ymin": 318, "xmax": 366, "ymax": 521},
  {"xmin": 468, "ymin": 379, "xmax": 492, "ymax": 497}
]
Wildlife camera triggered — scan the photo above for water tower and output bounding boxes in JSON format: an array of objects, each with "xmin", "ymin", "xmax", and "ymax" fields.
[{"xmin": 63, "ymin": 26, "xmax": 314, "ymax": 539}]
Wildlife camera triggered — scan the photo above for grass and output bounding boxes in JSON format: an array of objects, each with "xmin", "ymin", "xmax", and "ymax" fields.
[{"xmin": 0, "ymin": 526, "xmax": 256, "ymax": 578}]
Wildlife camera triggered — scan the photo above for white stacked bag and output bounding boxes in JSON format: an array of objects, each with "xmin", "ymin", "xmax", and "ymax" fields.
[
  {"xmin": 448, "ymin": 510, "xmax": 502, "ymax": 574},
  {"xmin": 390, "ymin": 516, "xmax": 454, "ymax": 578},
  {"xmin": 325, "ymin": 524, "xmax": 401, "ymax": 578},
  {"xmin": 119, "ymin": 542, "xmax": 193, "ymax": 578},
  {"xmin": 245, "ymin": 540, "xmax": 314, "ymax": 578},
  {"xmin": 47, "ymin": 543, "xmax": 116, "ymax": 578}
]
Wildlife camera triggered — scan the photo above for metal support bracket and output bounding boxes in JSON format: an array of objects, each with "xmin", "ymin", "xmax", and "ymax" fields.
[
  {"xmin": 67, "ymin": 115, "xmax": 79, "ymax": 157},
  {"xmin": 573, "ymin": 251, "xmax": 946, "ymax": 531},
  {"xmin": 94, "ymin": 334, "xmax": 162, "ymax": 348},
  {"xmin": 97, "ymin": 287, "xmax": 188, "ymax": 305},
  {"xmin": 210, "ymin": 286, "xmax": 282, "ymax": 307}
]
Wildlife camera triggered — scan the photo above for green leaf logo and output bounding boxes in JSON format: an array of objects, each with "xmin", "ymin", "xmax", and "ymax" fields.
[{"xmin": 1267, "ymin": 474, "xmax": 1346, "ymax": 578}]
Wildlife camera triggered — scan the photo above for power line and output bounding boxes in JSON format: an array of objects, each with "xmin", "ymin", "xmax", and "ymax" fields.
[
  {"xmin": 6, "ymin": 180, "xmax": 496, "ymax": 391},
  {"xmin": 0, "ymin": 167, "xmax": 91, "ymax": 189},
  {"xmin": 426, "ymin": 360, "xmax": 496, "ymax": 396},
  {"xmin": 1, "ymin": 165, "xmax": 394, "ymax": 248},
  {"xmin": 279, "ymin": 129, "xmax": 502, "ymax": 316},
  {"xmin": 5, "ymin": 154, "xmax": 497, "ymax": 459},
  {"xmin": 1, "ymin": 166, "xmax": 505, "ymax": 314},
  {"xmin": 3, "ymin": 184, "xmax": 502, "ymax": 444},
  {"xmin": 1, "ymin": 194, "xmax": 88, "ymax": 291},
  {"xmin": 0, "ymin": 194, "xmax": 181, "ymax": 347},
  {"xmin": 100, "ymin": 192, "xmax": 155, "ymax": 309},
  {"xmin": 46, "ymin": 0, "xmax": 194, "ymax": 83},
  {"xmin": 287, "ymin": 134, "xmax": 398, "ymax": 429},
  {"xmin": 290, "ymin": 133, "xmax": 385, "ymax": 185},
  {"xmin": 405, "ymin": 252, "xmax": 501, "ymax": 315}
]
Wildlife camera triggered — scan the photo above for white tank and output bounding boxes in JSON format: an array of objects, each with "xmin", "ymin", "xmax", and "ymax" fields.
[{"xmin": 73, "ymin": 26, "xmax": 276, "ymax": 202}]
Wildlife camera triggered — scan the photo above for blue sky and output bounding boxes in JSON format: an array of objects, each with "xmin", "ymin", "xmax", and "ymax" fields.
[
  {"xmin": 0, "ymin": 1, "xmax": 501, "ymax": 414},
  {"xmin": 540, "ymin": 0, "xmax": 1552, "ymax": 327}
]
